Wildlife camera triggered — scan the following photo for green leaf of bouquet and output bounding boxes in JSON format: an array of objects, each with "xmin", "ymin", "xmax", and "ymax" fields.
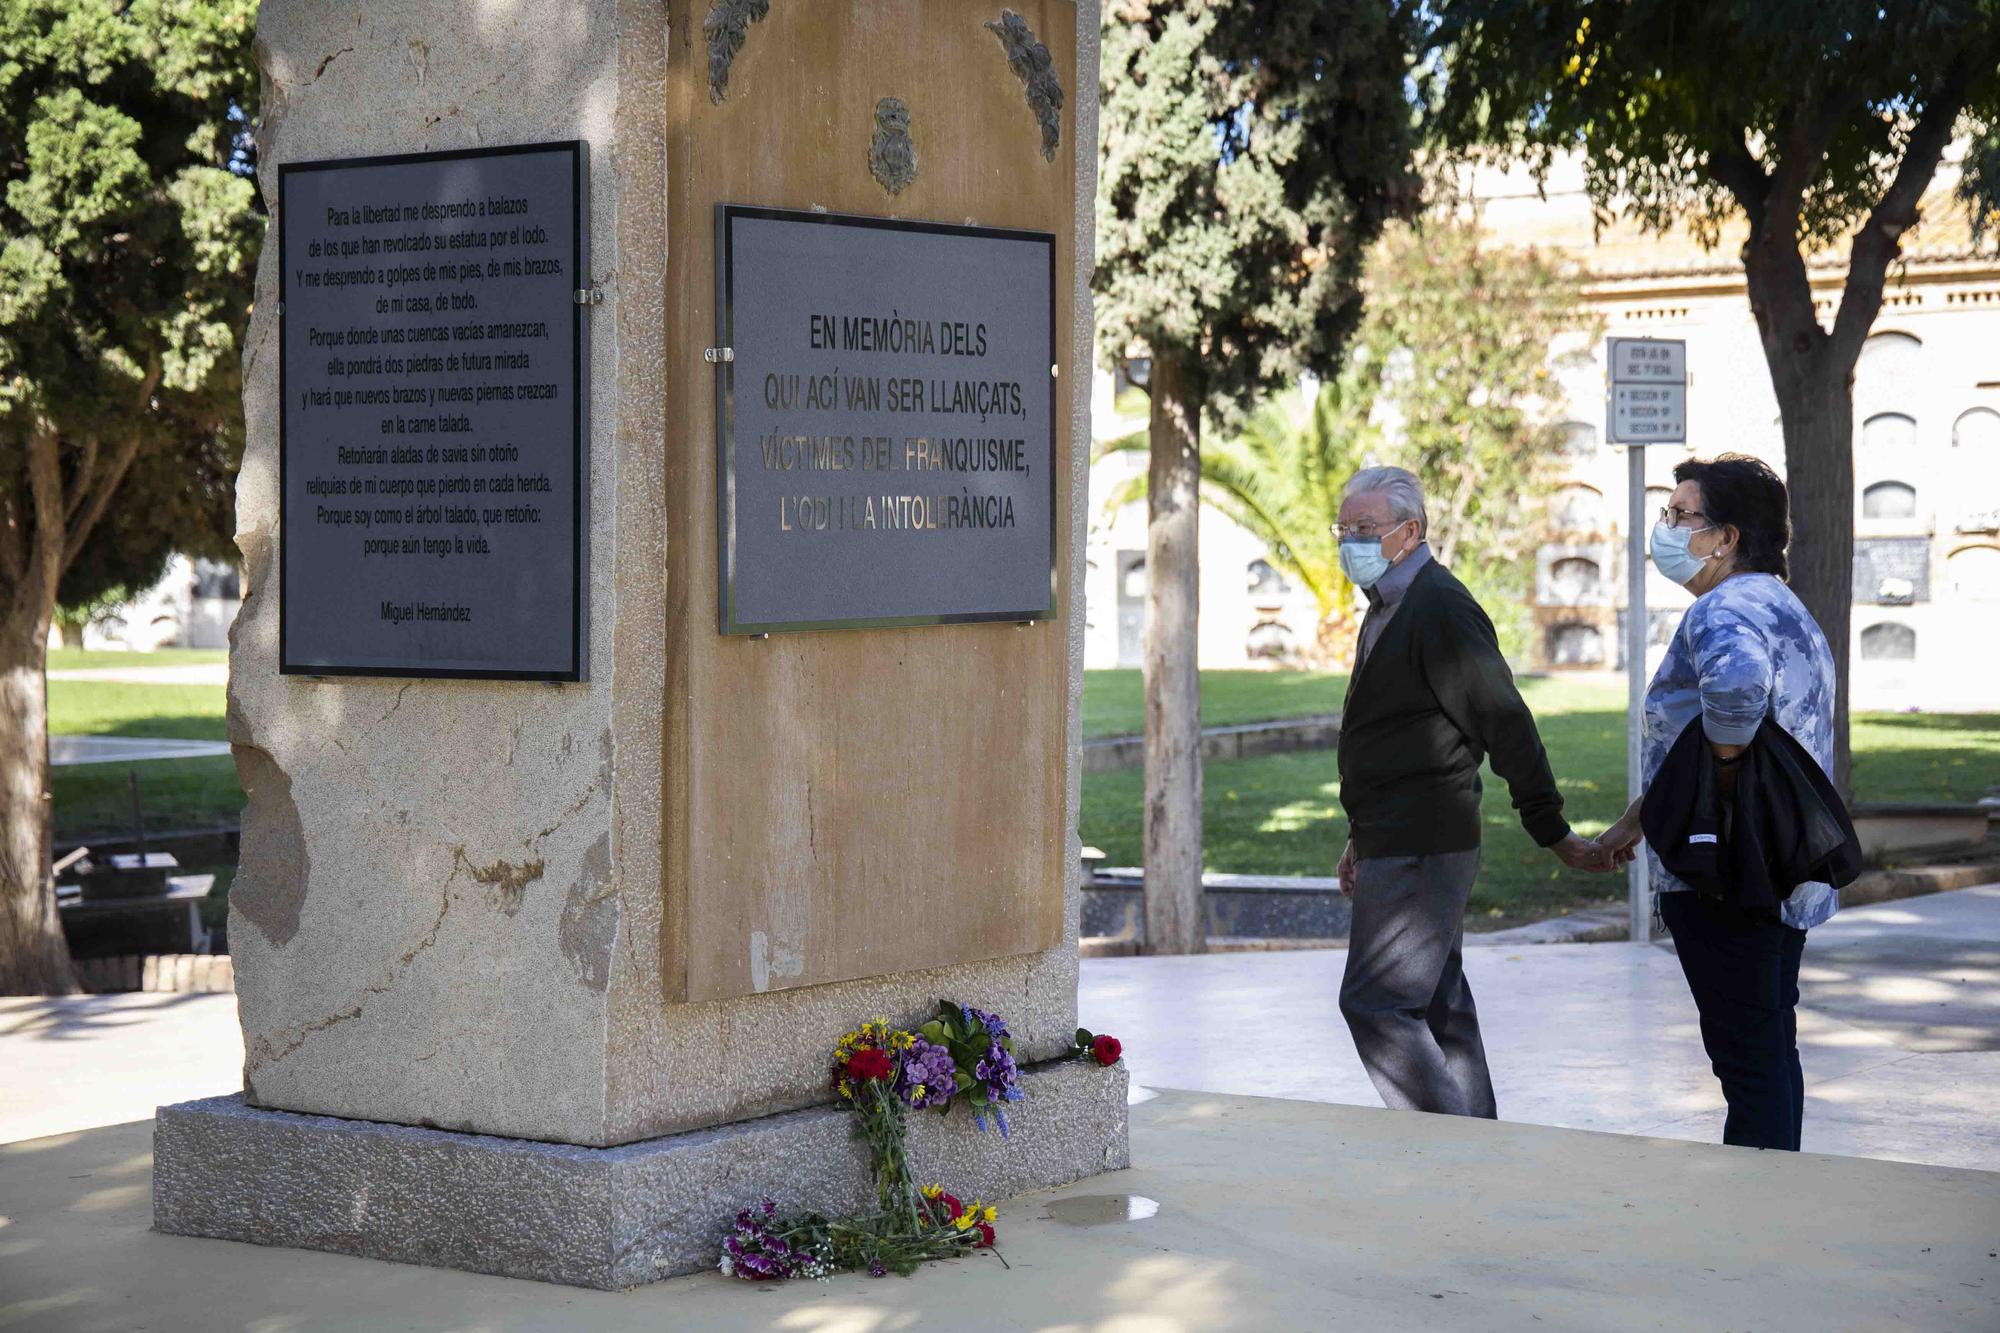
[
  {"xmin": 953, "ymin": 1070, "xmax": 974, "ymax": 1091},
  {"xmin": 1075, "ymin": 1028, "xmax": 1093, "ymax": 1047},
  {"xmin": 919, "ymin": 1021, "xmax": 945, "ymax": 1044}
]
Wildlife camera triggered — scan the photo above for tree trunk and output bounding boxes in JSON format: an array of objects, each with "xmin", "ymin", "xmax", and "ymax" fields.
[
  {"xmin": 1772, "ymin": 359, "xmax": 1855, "ymax": 795},
  {"xmin": 1143, "ymin": 352, "xmax": 1203, "ymax": 955},
  {"xmin": 1741, "ymin": 228, "xmax": 1859, "ymax": 798},
  {"xmin": 0, "ymin": 609, "xmax": 74, "ymax": 995}
]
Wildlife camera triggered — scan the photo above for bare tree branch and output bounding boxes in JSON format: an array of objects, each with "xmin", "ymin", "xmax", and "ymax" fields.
[
  {"xmin": 1832, "ymin": 58, "xmax": 1972, "ymax": 363},
  {"xmin": 62, "ymin": 436, "xmax": 99, "ymax": 525},
  {"xmin": 1705, "ymin": 131, "xmax": 1770, "ymax": 224},
  {"xmin": 1764, "ymin": 81, "xmax": 1850, "ymax": 242},
  {"xmin": 59, "ymin": 360, "xmax": 161, "ymax": 572}
]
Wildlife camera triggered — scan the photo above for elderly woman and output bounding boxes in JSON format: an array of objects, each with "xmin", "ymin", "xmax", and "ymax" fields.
[{"xmin": 1599, "ymin": 454, "xmax": 1837, "ymax": 1152}]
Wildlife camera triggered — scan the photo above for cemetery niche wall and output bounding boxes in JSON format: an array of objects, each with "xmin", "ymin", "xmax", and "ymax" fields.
[{"xmin": 152, "ymin": 0, "xmax": 1122, "ymax": 1292}]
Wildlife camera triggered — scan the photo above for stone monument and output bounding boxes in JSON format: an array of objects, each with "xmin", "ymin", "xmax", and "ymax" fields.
[{"xmin": 152, "ymin": 0, "xmax": 1123, "ymax": 1289}]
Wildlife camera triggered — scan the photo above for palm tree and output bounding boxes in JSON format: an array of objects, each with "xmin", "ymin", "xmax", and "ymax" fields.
[{"xmin": 1099, "ymin": 380, "xmax": 1372, "ymax": 664}]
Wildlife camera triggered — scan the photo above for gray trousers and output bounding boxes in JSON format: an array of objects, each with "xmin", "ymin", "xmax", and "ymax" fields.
[{"xmin": 1338, "ymin": 848, "xmax": 1497, "ymax": 1119}]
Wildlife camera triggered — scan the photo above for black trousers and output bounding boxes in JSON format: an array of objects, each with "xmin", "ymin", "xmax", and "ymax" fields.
[{"xmin": 1660, "ymin": 891, "xmax": 1808, "ymax": 1151}]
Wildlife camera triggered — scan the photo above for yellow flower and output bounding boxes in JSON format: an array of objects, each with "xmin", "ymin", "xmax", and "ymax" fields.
[
  {"xmin": 922, "ymin": 1184, "xmax": 943, "ymax": 1200},
  {"xmin": 952, "ymin": 1213, "xmax": 974, "ymax": 1232},
  {"xmin": 890, "ymin": 1031, "xmax": 915, "ymax": 1051},
  {"xmin": 911, "ymin": 1086, "xmax": 927, "ymax": 1106},
  {"xmin": 837, "ymin": 1079, "xmax": 852, "ymax": 1099},
  {"xmin": 981, "ymin": 1205, "xmax": 997, "ymax": 1223}
]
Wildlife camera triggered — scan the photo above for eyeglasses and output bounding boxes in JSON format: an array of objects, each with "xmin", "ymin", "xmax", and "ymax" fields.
[
  {"xmin": 1330, "ymin": 517, "xmax": 1412, "ymax": 542},
  {"xmin": 1658, "ymin": 505, "xmax": 1712, "ymax": 530}
]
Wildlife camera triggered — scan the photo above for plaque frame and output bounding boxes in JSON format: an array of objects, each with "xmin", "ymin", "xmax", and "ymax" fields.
[
  {"xmin": 712, "ymin": 203, "xmax": 1059, "ymax": 636},
  {"xmin": 277, "ymin": 140, "xmax": 590, "ymax": 681}
]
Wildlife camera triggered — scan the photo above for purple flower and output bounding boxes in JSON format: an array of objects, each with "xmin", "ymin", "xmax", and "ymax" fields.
[
  {"xmin": 974, "ymin": 1039, "xmax": 1020, "ymax": 1099},
  {"xmin": 962, "ymin": 1005, "xmax": 1010, "ymax": 1038},
  {"xmin": 868, "ymin": 1260, "xmax": 888, "ymax": 1278},
  {"xmin": 897, "ymin": 1037, "xmax": 958, "ymax": 1109}
]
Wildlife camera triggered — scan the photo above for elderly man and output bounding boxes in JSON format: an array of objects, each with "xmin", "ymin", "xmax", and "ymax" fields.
[{"xmin": 1333, "ymin": 466, "xmax": 1607, "ymax": 1118}]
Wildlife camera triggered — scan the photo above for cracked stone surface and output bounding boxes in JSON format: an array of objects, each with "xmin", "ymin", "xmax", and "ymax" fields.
[{"xmin": 232, "ymin": 0, "xmax": 1106, "ymax": 1151}]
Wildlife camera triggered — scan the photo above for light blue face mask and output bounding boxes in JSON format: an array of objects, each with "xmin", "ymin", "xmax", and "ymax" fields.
[
  {"xmin": 1339, "ymin": 520, "xmax": 1410, "ymax": 590},
  {"xmin": 1649, "ymin": 521, "xmax": 1716, "ymax": 586}
]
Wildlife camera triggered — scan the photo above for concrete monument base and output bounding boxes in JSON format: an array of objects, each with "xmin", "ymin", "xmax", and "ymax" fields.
[{"xmin": 153, "ymin": 1059, "xmax": 1128, "ymax": 1290}]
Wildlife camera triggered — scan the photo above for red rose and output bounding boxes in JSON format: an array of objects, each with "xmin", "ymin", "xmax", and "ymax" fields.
[
  {"xmin": 1091, "ymin": 1034, "xmax": 1122, "ymax": 1066},
  {"xmin": 973, "ymin": 1222, "xmax": 996, "ymax": 1248},
  {"xmin": 942, "ymin": 1192, "xmax": 963, "ymax": 1219},
  {"xmin": 847, "ymin": 1047, "xmax": 894, "ymax": 1082}
]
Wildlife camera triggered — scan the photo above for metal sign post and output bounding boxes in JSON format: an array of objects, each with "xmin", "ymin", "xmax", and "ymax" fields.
[{"xmin": 1605, "ymin": 337, "xmax": 1687, "ymax": 942}]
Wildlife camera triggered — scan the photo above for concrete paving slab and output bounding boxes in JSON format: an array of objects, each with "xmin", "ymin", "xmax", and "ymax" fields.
[
  {"xmin": 45, "ymin": 663, "xmax": 228, "ymax": 685},
  {"xmin": 48, "ymin": 735, "xmax": 232, "ymax": 766},
  {"xmin": 1, "ymin": 1091, "xmax": 1993, "ymax": 1331},
  {"xmin": 0, "ymin": 994, "xmax": 243, "ymax": 1144},
  {"xmin": 1082, "ymin": 885, "xmax": 2000, "ymax": 1172}
]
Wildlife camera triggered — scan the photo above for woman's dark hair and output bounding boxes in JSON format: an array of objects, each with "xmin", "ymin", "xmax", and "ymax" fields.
[{"xmin": 1673, "ymin": 453, "xmax": 1789, "ymax": 580}]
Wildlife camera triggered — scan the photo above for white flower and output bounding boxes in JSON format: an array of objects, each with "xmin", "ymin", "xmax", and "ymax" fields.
[{"xmin": 718, "ymin": 1252, "xmax": 736, "ymax": 1278}]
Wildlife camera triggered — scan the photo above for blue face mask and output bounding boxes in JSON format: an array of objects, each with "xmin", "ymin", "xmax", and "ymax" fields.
[
  {"xmin": 1339, "ymin": 520, "xmax": 1410, "ymax": 590},
  {"xmin": 1649, "ymin": 521, "xmax": 1716, "ymax": 586}
]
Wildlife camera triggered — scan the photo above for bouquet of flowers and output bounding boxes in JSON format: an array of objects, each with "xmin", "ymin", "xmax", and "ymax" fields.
[
  {"xmin": 720, "ymin": 998, "xmax": 1124, "ymax": 1284},
  {"xmin": 916, "ymin": 1002, "xmax": 1025, "ymax": 1136}
]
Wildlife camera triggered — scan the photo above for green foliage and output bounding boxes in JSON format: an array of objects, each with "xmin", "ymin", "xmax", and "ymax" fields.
[
  {"xmin": 0, "ymin": 0, "xmax": 259, "ymax": 618},
  {"xmin": 1094, "ymin": 0, "xmax": 1420, "ymax": 411},
  {"xmin": 1419, "ymin": 2, "xmax": 2000, "ymax": 251},
  {"xmin": 1345, "ymin": 216, "xmax": 1595, "ymax": 656},
  {"xmin": 1099, "ymin": 213, "xmax": 1591, "ymax": 658}
]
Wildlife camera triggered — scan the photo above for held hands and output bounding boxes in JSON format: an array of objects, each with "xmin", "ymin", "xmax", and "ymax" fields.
[
  {"xmin": 1552, "ymin": 831, "xmax": 1618, "ymax": 874},
  {"xmin": 1597, "ymin": 813, "xmax": 1642, "ymax": 868}
]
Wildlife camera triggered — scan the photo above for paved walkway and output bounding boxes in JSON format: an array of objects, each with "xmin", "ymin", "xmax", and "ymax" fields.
[
  {"xmin": 48, "ymin": 735, "xmax": 232, "ymax": 766},
  {"xmin": 1083, "ymin": 884, "xmax": 2000, "ymax": 1172},
  {"xmin": 45, "ymin": 662, "xmax": 228, "ymax": 685},
  {"xmin": 5, "ymin": 885, "xmax": 1996, "ymax": 1172},
  {"xmin": 2, "ymin": 1090, "xmax": 1993, "ymax": 1330}
]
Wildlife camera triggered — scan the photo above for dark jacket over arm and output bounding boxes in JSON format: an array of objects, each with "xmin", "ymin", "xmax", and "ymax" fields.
[
  {"xmin": 1419, "ymin": 591, "xmax": 1572, "ymax": 849},
  {"xmin": 1337, "ymin": 561, "xmax": 1571, "ymax": 858}
]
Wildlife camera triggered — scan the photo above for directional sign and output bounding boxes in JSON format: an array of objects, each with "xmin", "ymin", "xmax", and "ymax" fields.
[
  {"xmin": 1610, "ymin": 383, "xmax": 1687, "ymax": 444},
  {"xmin": 1608, "ymin": 337, "xmax": 1686, "ymax": 384}
]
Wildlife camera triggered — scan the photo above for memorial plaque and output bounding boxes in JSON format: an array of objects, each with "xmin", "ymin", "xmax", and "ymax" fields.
[
  {"xmin": 714, "ymin": 205, "xmax": 1056, "ymax": 633},
  {"xmin": 1854, "ymin": 536, "xmax": 1931, "ymax": 604},
  {"xmin": 280, "ymin": 142, "xmax": 588, "ymax": 679}
]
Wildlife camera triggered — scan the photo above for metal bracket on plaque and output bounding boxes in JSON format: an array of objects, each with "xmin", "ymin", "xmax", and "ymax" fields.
[
  {"xmin": 704, "ymin": 347, "xmax": 735, "ymax": 364},
  {"xmin": 573, "ymin": 285, "xmax": 604, "ymax": 306}
]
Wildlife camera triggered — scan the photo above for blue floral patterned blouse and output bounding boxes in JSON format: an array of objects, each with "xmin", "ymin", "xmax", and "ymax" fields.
[{"xmin": 1641, "ymin": 572, "xmax": 1841, "ymax": 930}]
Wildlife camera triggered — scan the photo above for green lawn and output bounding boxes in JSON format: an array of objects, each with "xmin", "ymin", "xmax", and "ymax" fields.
[
  {"xmin": 48, "ymin": 680, "xmax": 227, "ymax": 741},
  {"xmin": 1080, "ymin": 674, "xmax": 2000, "ymax": 928},
  {"xmin": 1083, "ymin": 668, "xmax": 1346, "ymax": 739},
  {"xmin": 46, "ymin": 646, "xmax": 227, "ymax": 671},
  {"xmin": 38, "ymin": 668, "xmax": 1999, "ymax": 928},
  {"xmin": 48, "ymin": 674, "xmax": 235, "ymax": 844},
  {"xmin": 51, "ymin": 755, "xmax": 242, "ymax": 843}
]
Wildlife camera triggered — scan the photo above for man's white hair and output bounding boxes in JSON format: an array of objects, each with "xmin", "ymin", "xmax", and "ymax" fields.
[{"xmin": 1343, "ymin": 465, "xmax": 1428, "ymax": 536}]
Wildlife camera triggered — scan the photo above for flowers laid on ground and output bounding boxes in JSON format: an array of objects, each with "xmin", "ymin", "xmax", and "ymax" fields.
[
  {"xmin": 717, "ymin": 1004, "xmax": 1127, "ymax": 1284},
  {"xmin": 1072, "ymin": 1026, "xmax": 1122, "ymax": 1066}
]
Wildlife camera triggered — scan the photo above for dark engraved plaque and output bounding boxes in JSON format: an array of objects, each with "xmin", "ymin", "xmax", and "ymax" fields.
[
  {"xmin": 714, "ymin": 205, "xmax": 1057, "ymax": 634},
  {"xmin": 280, "ymin": 142, "xmax": 587, "ymax": 679}
]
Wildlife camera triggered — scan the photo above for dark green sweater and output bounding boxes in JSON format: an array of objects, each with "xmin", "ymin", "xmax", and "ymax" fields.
[{"xmin": 1337, "ymin": 560, "xmax": 1571, "ymax": 858}]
